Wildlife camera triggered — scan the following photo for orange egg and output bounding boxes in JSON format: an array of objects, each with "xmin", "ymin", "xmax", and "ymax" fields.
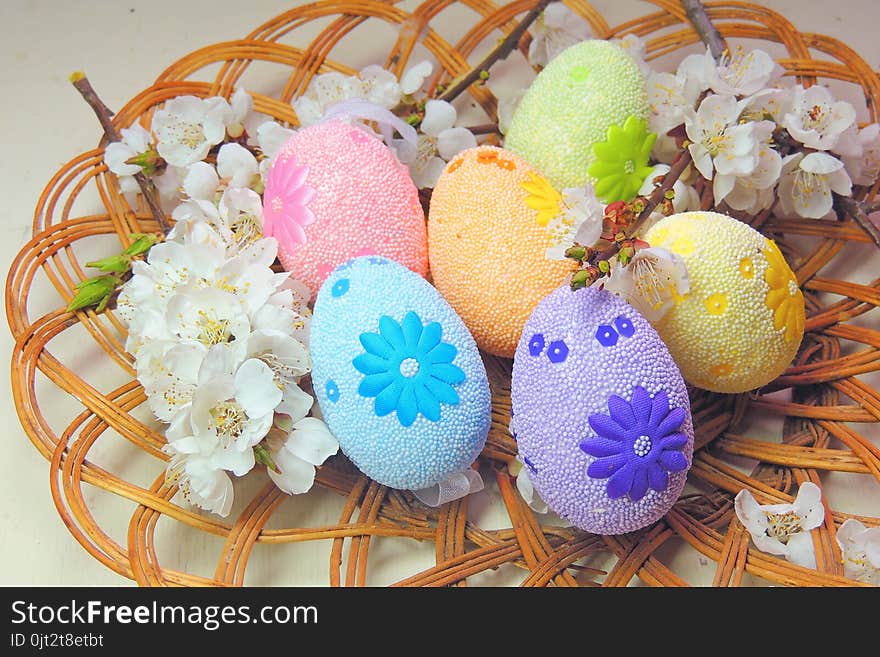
[{"xmin": 428, "ymin": 146, "xmax": 576, "ymax": 358}]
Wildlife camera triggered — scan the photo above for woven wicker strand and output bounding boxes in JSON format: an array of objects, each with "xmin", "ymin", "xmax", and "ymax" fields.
[{"xmin": 6, "ymin": 0, "xmax": 880, "ymax": 587}]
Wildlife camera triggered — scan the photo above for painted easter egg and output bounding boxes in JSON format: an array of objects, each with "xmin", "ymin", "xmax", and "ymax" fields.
[
  {"xmin": 310, "ymin": 256, "xmax": 491, "ymax": 491},
  {"xmin": 262, "ymin": 120, "xmax": 428, "ymax": 296},
  {"xmin": 504, "ymin": 39, "xmax": 649, "ymax": 193},
  {"xmin": 428, "ymin": 145, "xmax": 576, "ymax": 358},
  {"xmin": 511, "ymin": 286, "xmax": 694, "ymax": 534},
  {"xmin": 644, "ymin": 211, "xmax": 805, "ymax": 393}
]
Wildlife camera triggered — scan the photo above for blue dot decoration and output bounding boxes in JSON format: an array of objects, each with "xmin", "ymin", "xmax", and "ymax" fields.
[
  {"xmin": 547, "ymin": 340, "xmax": 569, "ymax": 363},
  {"xmin": 325, "ymin": 380, "xmax": 340, "ymax": 402},
  {"xmin": 332, "ymin": 278, "xmax": 350, "ymax": 297},
  {"xmin": 528, "ymin": 333, "xmax": 545, "ymax": 357},
  {"xmin": 614, "ymin": 315, "xmax": 635, "ymax": 338},
  {"xmin": 596, "ymin": 324, "xmax": 619, "ymax": 347}
]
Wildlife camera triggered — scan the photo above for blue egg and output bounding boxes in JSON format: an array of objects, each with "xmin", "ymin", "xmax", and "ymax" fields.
[{"xmin": 311, "ymin": 257, "xmax": 491, "ymax": 490}]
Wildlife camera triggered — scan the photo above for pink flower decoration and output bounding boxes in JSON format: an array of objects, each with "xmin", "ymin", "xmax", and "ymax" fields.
[{"xmin": 262, "ymin": 152, "xmax": 317, "ymax": 248}]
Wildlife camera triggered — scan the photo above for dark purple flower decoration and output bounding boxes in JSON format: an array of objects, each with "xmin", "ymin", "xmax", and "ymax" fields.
[{"xmin": 579, "ymin": 386, "xmax": 688, "ymax": 501}]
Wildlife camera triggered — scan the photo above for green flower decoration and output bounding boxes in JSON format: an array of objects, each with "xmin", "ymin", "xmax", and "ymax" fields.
[{"xmin": 588, "ymin": 115, "xmax": 657, "ymax": 203}]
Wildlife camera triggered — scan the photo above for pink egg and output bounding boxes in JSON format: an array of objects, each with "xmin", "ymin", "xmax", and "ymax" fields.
[{"xmin": 262, "ymin": 120, "xmax": 428, "ymax": 296}]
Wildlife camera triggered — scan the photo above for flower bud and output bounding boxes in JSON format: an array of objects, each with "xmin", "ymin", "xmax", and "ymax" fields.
[{"xmin": 67, "ymin": 275, "xmax": 120, "ymax": 312}]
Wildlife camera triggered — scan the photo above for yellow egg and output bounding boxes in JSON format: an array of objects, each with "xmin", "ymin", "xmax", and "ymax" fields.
[
  {"xmin": 644, "ymin": 211, "xmax": 805, "ymax": 393},
  {"xmin": 428, "ymin": 146, "xmax": 576, "ymax": 358}
]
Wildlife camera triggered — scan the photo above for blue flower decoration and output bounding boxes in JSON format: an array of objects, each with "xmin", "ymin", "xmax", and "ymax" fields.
[
  {"xmin": 579, "ymin": 386, "xmax": 688, "ymax": 501},
  {"xmin": 353, "ymin": 311, "xmax": 465, "ymax": 427}
]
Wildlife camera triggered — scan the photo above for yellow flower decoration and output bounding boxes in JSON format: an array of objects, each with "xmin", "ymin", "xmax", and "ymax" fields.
[
  {"xmin": 763, "ymin": 240, "xmax": 805, "ymax": 344},
  {"xmin": 521, "ymin": 172, "xmax": 563, "ymax": 227}
]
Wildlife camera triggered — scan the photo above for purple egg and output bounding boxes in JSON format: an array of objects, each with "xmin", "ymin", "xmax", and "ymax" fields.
[{"xmin": 511, "ymin": 285, "xmax": 694, "ymax": 534}]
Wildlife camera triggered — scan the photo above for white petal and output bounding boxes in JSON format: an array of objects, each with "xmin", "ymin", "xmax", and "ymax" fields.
[
  {"xmin": 182, "ymin": 161, "xmax": 220, "ymax": 201},
  {"xmin": 411, "ymin": 156, "xmax": 447, "ymax": 189},
  {"xmin": 437, "ymin": 127, "xmax": 477, "ymax": 160},
  {"xmin": 229, "ymin": 88, "xmax": 253, "ymax": 124},
  {"xmin": 421, "ymin": 99, "xmax": 456, "ymax": 137},
  {"xmin": 120, "ymin": 124, "xmax": 152, "ymax": 153},
  {"xmin": 268, "ymin": 450, "xmax": 316, "ymax": 495},
  {"xmin": 234, "ymin": 358, "xmax": 282, "ymax": 418},
  {"xmin": 836, "ymin": 518, "xmax": 867, "ymax": 546},
  {"xmin": 217, "ymin": 143, "xmax": 258, "ymax": 186},
  {"xmin": 277, "ymin": 383, "xmax": 315, "ymax": 423},
  {"xmin": 689, "ymin": 143, "xmax": 714, "ymax": 180},
  {"xmin": 827, "ymin": 168, "xmax": 853, "ymax": 197},
  {"xmin": 158, "ymin": 141, "xmax": 205, "ymax": 168},
  {"xmin": 713, "ymin": 173, "xmax": 736, "ymax": 203},
  {"xmin": 793, "ymin": 481, "xmax": 825, "ymax": 530},
  {"xmin": 256, "ymin": 121, "xmax": 295, "ymax": 159},
  {"xmin": 400, "ymin": 60, "xmax": 433, "ymax": 95},
  {"xmin": 210, "ymin": 446, "xmax": 255, "ymax": 477},
  {"xmin": 785, "ymin": 531, "xmax": 818, "ymax": 569},
  {"xmin": 285, "ymin": 417, "xmax": 339, "ymax": 466},
  {"xmin": 104, "ymin": 142, "xmax": 140, "ymax": 177},
  {"xmin": 516, "ymin": 466, "xmax": 548, "ymax": 514},
  {"xmin": 800, "ymin": 151, "xmax": 844, "ymax": 175}
]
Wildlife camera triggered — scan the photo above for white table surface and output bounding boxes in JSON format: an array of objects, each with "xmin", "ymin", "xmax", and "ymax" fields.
[{"xmin": 1, "ymin": 0, "xmax": 878, "ymax": 586}]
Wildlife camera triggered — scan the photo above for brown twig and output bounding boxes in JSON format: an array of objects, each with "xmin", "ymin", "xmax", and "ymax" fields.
[
  {"xmin": 438, "ymin": 0, "xmax": 553, "ymax": 103},
  {"xmin": 465, "ymin": 123, "xmax": 502, "ymax": 136},
  {"xmin": 591, "ymin": 149, "xmax": 694, "ymax": 265},
  {"xmin": 682, "ymin": 0, "xmax": 726, "ymax": 60},
  {"xmin": 70, "ymin": 72, "xmax": 170, "ymax": 234},
  {"xmin": 835, "ymin": 195, "xmax": 880, "ymax": 250}
]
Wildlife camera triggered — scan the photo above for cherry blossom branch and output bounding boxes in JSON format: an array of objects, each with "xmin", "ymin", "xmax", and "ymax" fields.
[
  {"xmin": 835, "ymin": 195, "xmax": 880, "ymax": 250},
  {"xmin": 70, "ymin": 72, "xmax": 170, "ymax": 234},
  {"xmin": 438, "ymin": 0, "xmax": 553, "ymax": 103},
  {"xmin": 590, "ymin": 149, "xmax": 694, "ymax": 265},
  {"xmin": 682, "ymin": 0, "xmax": 726, "ymax": 60}
]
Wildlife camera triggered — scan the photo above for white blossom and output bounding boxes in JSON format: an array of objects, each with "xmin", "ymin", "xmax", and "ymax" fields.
[
  {"xmin": 545, "ymin": 183, "xmax": 605, "ymax": 260},
  {"xmin": 527, "ymin": 2, "xmax": 591, "ymax": 68},
  {"xmin": 152, "ymin": 95, "xmax": 228, "ymax": 167},
  {"xmin": 783, "ymin": 84, "xmax": 856, "ymax": 151},
  {"xmin": 268, "ymin": 418, "xmax": 339, "ymax": 495},
  {"xmin": 405, "ymin": 100, "xmax": 476, "ymax": 189},
  {"xmin": 164, "ymin": 450, "xmax": 234, "ymax": 517},
  {"xmin": 840, "ymin": 123, "xmax": 880, "ymax": 186},
  {"xmin": 602, "ymin": 247, "xmax": 690, "ymax": 322},
  {"xmin": 836, "ymin": 518, "xmax": 880, "ymax": 584},
  {"xmin": 722, "ymin": 119, "xmax": 781, "ymax": 210},
  {"xmin": 104, "ymin": 124, "xmax": 154, "ymax": 195},
  {"xmin": 685, "ymin": 95, "xmax": 764, "ymax": 203},
  {"xmin": 709, "ymin": 46, "xmax": 784, "ymax": 97},
  {"xmin": 778, "ymin": 151, "xmax": 852, "ymax": 219},
  {"xmin": 734, "ymin": 482, "xmax": 825, "ymax": 569}
]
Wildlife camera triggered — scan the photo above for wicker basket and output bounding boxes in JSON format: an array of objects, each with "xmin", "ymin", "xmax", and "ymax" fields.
[{"xmin": 7, "ymin": 0, "xmax": 880, "ymax": 587}]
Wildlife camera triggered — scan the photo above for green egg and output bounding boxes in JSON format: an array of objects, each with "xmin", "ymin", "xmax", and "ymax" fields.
[{"xmin": 505, "ymin": 40, "xmax": 649, "ymax": 192}]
